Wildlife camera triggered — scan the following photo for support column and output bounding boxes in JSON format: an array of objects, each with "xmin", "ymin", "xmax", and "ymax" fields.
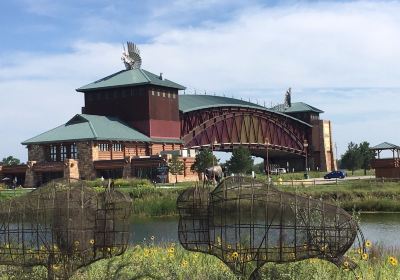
[
  {"xmin": 123, "ymin": 156, "xmax": 132, "ymax": 178},
  {"xmin": 63, "ymin": 159, "xmax": 79, "ymax": 180},
  {"xmin": 25, "ymin": 161, "xmax": 37, "ymax": 188}
]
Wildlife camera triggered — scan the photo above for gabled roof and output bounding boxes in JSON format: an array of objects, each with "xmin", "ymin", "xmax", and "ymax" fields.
[
  {"xmin": 273, "ymin": 102, "xmax": 324, "ymax": 114},
  {"xmin": 371, "ymin": 142, "xmax": 400, "ymax": 150},
  {"xmin": 179, "ymin": 95, "xmax": 312, "ymax": 127},
  {"xmin": 76, "ymin": 68, "xmax": 186, "ymax": 92},
  {"xmin": 22, "ymin": 114, "xmax": 151, "ymax": 144}
]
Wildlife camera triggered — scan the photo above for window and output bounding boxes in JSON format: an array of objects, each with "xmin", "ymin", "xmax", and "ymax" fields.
[
  {"xmin": 50, "ymin": 145, "xmax": 57, "ymax": 161},
  {"xmin": 99, "ymin": 143, "xmax": 109, "ymax": 152},
  {"xmin": 157, "ymin": 92, "xmax": 160, "ymax": 96},
  {"xmin": 172, "ymin": 94, "xmax": 176, "ymax": 99},
  {"xmin": 112, "ymin": 143, "xmax": 122, "ymax": 152},
  {"xmin": 152, "ymin": 91, "xmax": 155, "ymax": 96},
  {"xmin": 168, "ymin": 93, "xmax": 171, "ymax": 98},
  {"xmin": 70, "ymin": 143, "xmax": 78, "ymax": 159},
  {"xmin": 162, "ymin": 92, "xmax": 166, "ymax": 97},
  {"xmin": 60, "ymin": 145, "xmax": 67, "ymax": 161}
]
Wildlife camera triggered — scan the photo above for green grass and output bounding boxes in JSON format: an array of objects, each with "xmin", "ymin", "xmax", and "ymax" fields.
[
  {"xmin": 2, "ymin": 177, "xmax": 399, "ymax": 215},
  {"xmin": 278, "ymin": 180, "xmax": 400, "ymax": 212},
  {"xmin": 1, "ymin": 242, "xmax": 398, "ymax": 280}
]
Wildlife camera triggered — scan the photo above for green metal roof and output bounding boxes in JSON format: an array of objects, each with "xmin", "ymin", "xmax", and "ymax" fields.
[
  {"xmin": 371, "ymin": 142, "xmax": 400, "ymax": 150},
  {"xmin": 22, "ymin": 114, "xmax": 151, "ymax": 144},
  {"xmin": 76, "ymin": 68, "xmax": 186, "ymax": 92},
  {"xmin": 179, "ymin": 95, "xmax": 266, "ymax": 113},
  {"xmin": 179, "ymin": 95, "xmax": 312, "ymax": 127},
  {"xmin": 273, "ymin": 102, "xmax": 324, "ymax": 114}
]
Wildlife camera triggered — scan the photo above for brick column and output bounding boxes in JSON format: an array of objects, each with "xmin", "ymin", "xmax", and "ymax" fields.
[
  {"xmin": 25, "ymin": 161, "xmax": 37, "ymax": 187},
  {"xmin": 63, "ymin": 159, "xmax": 79, "ymax": 180},
  {"xmin": 77, "ymin": 142, "xmax": 96, "ymax": 180}
]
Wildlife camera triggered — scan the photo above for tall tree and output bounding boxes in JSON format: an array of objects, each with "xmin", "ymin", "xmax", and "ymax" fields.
[
  {"xmin": 340, "ymin": 142, "xmax": 361, "ymax": 175},
  {"xmin": 191, "ymin": 149, "xmax": 218, "ymax": 177},
  {"xmin": 358, "ymin": 141, "xmax": 375, "ymax": 175},
  {"xmin": 168, "ymin": 155, "xmax": 184, "ymax": 184},
  {"xmin": 226, "ymin": 146, "xmax": 254, "ymax": 174},
  {"xmin": 1, "ymin": 156, "xmax": 20, "ymax": 166}
]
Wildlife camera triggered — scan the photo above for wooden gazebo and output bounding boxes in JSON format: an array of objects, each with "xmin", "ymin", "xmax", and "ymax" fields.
[{"xmin": 370, "ymin": 142, "xmax": 400, "ymax": 178}]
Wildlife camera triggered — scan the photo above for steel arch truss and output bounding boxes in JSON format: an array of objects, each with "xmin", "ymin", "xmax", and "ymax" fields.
[{"xmin": 181, "ymin": 107, "xmax": 310, "ymax": 155}]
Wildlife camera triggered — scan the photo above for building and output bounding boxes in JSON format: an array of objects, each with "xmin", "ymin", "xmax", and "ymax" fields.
[
  {"xmin": 273, "ymin": 89, "xmax": 336, "ymax": 172},
  {"xmin": 0, "ymin": 44, "xmax": 337, "ymax": 187},
  {"xmin": 371, "ymin": 142, "xmax": 400, "ymax": 178}
]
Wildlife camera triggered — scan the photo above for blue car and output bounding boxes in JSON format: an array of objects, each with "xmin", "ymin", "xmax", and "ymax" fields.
[{"xmin": 324, "ymin": 170, "xmax": 346, "ymax": 179}]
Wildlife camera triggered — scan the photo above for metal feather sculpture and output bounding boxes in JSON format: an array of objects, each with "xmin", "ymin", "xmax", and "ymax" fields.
[
  {"xmin": 121, "ymin": 41, "xmax": 142, "ymax": 70},
  {"xmin": 177, "ymin": 176, "xmax": 366, "ymax": 279},
  {"xmin": 0, "ymin": 179, "xmax": 132, "ymax": 279}
]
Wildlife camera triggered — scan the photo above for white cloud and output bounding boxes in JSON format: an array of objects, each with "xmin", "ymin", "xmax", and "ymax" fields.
[{"xmin": 1, "ymin": 1, "xmax": 400, "ymax": 162}]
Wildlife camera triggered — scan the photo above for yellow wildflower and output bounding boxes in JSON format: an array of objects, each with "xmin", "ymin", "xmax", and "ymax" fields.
[
  {"xmin": 181, "ymin": 260, "xmax": 188, "ymax": 267},
  {"xmin": 150, "ymin": 236, "xmax": 155, "ymax": 241},
  {"xmin": 389, "ymin": 256, "xmax": 398, "ymax": 266},
  {"xmin": 89, "ymin": 239, "xmax": 95, "ymax": 245},
  {"xmin": 231, "ymin": 252, "xmax": 239, "ymax": 259},
  {"xmin": 74, "ymin": 240, "xmax": 80, "ymax": 247},
  {"xmin": 362, "ymin": 253, "xmax": 368, "ymax": 261},
  {"xmin": 365, "ymin": 240, "xmax": 372, "ymax": 248},
  {"xmin": 52, "ymin": 264, "xmax": 61, "ymax": 270},
  {"xmin": 343, "ymin": 261, "xmax": 349, "ymax": 268},
  {"xmin": 227, "ymin": 244, "xmax": 232, "ymax": 250}
]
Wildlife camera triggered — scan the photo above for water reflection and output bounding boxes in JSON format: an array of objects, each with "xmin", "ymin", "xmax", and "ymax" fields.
[
  {"xmin": 359, "ymin": 213, "xmax": 400, "ymax": 247},
  {"xmin": 130, "ymin": 213, "xmax": 400, "ymax": 247}
]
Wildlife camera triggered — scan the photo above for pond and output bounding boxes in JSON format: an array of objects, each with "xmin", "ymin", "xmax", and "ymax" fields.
[{"xmin": 130, "ymin": 213, "xmax": 400, "ymax": 247}]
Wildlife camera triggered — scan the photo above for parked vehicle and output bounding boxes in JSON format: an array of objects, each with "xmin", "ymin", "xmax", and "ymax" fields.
[
  {"xmin": 270, "ymin": 168, "xmax": 287, "ymax": 175},
  {"xmin": 324, "ymin": 170, "xmax": 346, "ymax": 179}
]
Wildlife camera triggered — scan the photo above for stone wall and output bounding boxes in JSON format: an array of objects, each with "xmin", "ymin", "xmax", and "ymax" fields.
[
  {"xmin": 77, "ymin": 142, "xmax": 96, "ymax": 180},
  {"xmin": 28, "ymin": 145, "xmax": 46, "ymax": 162}
]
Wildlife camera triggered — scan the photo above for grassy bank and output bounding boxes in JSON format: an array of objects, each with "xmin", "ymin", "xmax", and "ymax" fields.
[
  {"xmin": 279, "ymin": 180, "xmax": 400, "ymax": 212},
  {"xmin": 1, "ymin": 178, "xmax": 400, "ymax": 215},
  {"xmin": 1, "ymin": 241, "xmax": 398, "ymax": 280}
]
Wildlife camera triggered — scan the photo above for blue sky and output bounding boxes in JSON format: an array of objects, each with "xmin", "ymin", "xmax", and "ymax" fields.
[{"xmin": 1, "ymin": 0, "xmax": 400, "ymax": 162}]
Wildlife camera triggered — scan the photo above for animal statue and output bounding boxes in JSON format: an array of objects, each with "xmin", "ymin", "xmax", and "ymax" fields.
[
  {"xmin": 0, "ymin": 179, "xmax": 132, "ymax": 279},
  {"xmin": 204, "ymin": 165, "xmax": 223, "ymax": 183},
  {"xmin": 177, "ymin": 176, "xmax": 365, "ymax": 279}
]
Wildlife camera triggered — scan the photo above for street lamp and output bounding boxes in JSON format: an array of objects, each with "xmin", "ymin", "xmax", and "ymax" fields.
[
  {"xmin": 304, "ymin": 139, "xmax": 309, "ymax": 179},
  {"xmin": 265, "ymin": 138, "xmax": 270, "ymax": 183}
]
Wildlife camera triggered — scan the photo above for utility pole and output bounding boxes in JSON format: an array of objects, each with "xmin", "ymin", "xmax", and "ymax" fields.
[{"xmin": 335, "ymin": 142, "xmax": 338, "ymax": 171}]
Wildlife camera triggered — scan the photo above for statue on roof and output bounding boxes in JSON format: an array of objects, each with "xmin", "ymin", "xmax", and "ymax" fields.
[
  {"xmin": 121, "ymin": 41, "xmax": 142, "ymax": 70},
  {"xmin": 284, "ymin": 87, "xmax": 292, "ymax": 108}
]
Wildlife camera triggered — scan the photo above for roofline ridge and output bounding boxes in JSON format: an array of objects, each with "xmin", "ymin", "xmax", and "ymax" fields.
[
  {"xmin": 80, "ymin": 114, "xmax": 98, "ymax": 139},
  {"xmin": 139, "ymin": 68, "xmax": 151, "ymax": 83}
]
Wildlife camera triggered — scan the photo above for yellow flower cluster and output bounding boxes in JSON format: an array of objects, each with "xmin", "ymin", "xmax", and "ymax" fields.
[{"xmin": 388, "ymin": 256, "xmax": 398, "ymax": 266}]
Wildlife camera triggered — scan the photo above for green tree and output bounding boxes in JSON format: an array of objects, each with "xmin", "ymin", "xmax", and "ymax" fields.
[
  {"xmin": 358, "ymin": 141, "xmax": 375, "ymax": 175},
  {"xmin": 340, "ymin": 142, "xmax": 361, "ymax": 175},
  {"xmin": 168, "ymin": 155, "xmax": 184, "ymax": 184},
  {"xmin": 254, "ymin": 162, "xmax": 265, "ymax": 174},
  {"xmin": 226, "ymin": 146, "xmax": 254, "ymax": 174},
  {"xmin": 1, "ymin": 156, "xmax": 21, "ymax": 166},
  {"xmin": 191, "ymin": 149, "xmax": 218, "ymax": 178}
]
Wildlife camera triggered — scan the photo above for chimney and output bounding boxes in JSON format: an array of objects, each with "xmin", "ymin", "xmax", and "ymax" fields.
[{"xmin": 159, "ymin": 73, "xmax": 163, "ymax": 80}]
